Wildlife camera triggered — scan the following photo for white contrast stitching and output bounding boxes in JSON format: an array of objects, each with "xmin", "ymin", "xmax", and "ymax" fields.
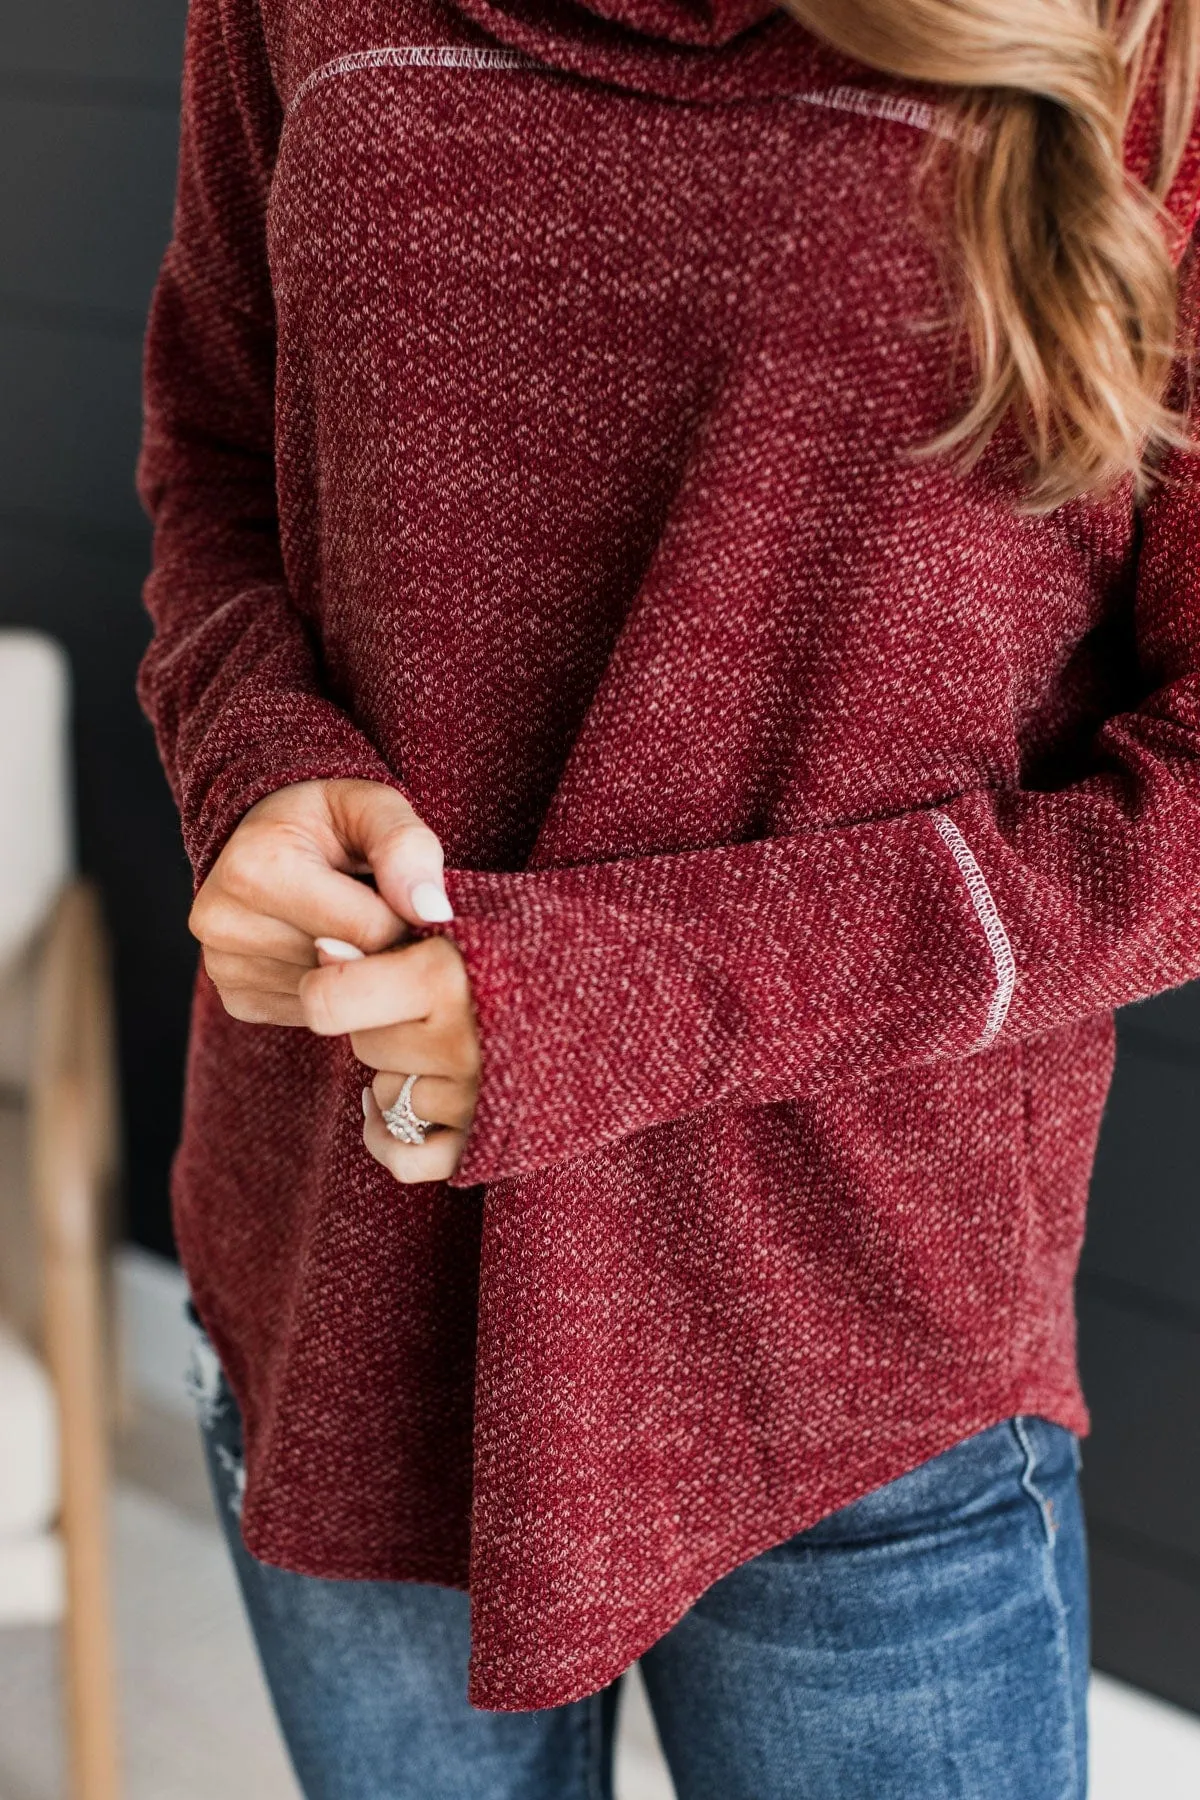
[
  {"xmin": 929, "ymin": 809, "xmax": 1017, "ymax": 1051},
  {"xmin": 286, "ymin": 45, "xmax": 960, "ymax": 144},
  {"xmin": 288, "ymin": 45, "xmax": 535, "ymax": 115},
  {"xmin": 794, "ymin": 83, "xmax": 960, "ymax": 144}
]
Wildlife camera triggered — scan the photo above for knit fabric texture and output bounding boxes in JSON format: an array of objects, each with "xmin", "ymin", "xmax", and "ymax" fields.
[{"xmin": 136, "ymin": 0, "xmax": 1200, "ymax": 1710}]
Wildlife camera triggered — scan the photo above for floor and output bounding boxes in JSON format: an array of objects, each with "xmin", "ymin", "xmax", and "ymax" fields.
[{"xmin": 1, "ymin": 1400, "xmax": 1199, "ymax": 1800}]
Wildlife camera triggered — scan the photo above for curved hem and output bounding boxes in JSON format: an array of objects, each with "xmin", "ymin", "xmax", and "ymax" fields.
[
  {"xmin": 183, "ymin": 1245, "xmax": 1090, "ymax": 1715},
  {"xmin": 464, "ymin": 1388, "xmax": 1091, "ymax": 1712}
]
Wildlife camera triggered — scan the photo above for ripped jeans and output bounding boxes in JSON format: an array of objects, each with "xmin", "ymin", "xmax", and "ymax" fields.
[{"xmin": 187, "ymin": 1306, "xmax": 1090, "ymax": 1800}]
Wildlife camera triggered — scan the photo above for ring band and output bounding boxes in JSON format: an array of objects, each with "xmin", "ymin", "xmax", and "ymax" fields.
[{"xmin": 381, "ymin": 1073, "xmax": 436, "ymax": 1145}]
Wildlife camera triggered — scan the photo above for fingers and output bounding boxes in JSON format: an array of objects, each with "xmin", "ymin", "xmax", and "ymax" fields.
[
  {"xmin": 190, "ymin": 783, "xmax": 448, "ymax": 1008},
  {"xmin": 203, "ymin": 948, "xmax": 310, "ymax": 995},
  {"xmin": 362, "ymin": 1088, "xmax": 467, "ymax": 1184},
  {"xmin": 215, "ymin": 989, "xmax": 307, "ymax": 1028},
  {"xmin": 371, "ymin": 1071, "xmax": 476, "ymax": 1132},
  {"xmin": 189, "ymin": 897, "xmax": 318, "ymax": 966},
  {"xmin": 212, "ymin": 831, "xmax": 407, "ymax": 953},
  {"xmin": 299, "ymin": 935, "xmax": 470, "ymax": 1040},
  {"xmin": 202, "ymin": 937, "xmax": 310, "ymax": 1026},
  {"xmin": 350, "ymin": 1022, "xmax": 445, "ymax": 1073},
  {"xmin": 328, "ymin": 784, "xmax": 452, "ymax": 928},
  {"xmin": 189, "ymin": 781, "xmax": 453, "ymax": 1040}
]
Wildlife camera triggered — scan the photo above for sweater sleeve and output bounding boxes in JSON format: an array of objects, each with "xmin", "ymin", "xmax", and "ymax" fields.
[
  {"xmin": 443, "ymin": 243, "xmax": 1200, "ymax": 1188},
  {"xmin": 135, "ymin": 0, "xmax": 403, "ymax": 888}
]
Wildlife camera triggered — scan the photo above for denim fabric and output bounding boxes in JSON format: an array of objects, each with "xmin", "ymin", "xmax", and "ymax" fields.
[{"xmin": 188, "ymin": 1310, "xmax": 1088, "ymax": 1800}]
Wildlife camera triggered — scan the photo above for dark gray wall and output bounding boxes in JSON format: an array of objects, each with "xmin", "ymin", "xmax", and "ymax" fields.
[
  {"xmin": 1079, "ymin": 986, "xmax": 1200, "ymax": 1712},
  {"xmin": 3, "ymin": 0, "xmax": 1200, "ymax": 1711},
  {"xmin": 0, "ymin": 3, "xmax": 193, "ymax": 1257}
]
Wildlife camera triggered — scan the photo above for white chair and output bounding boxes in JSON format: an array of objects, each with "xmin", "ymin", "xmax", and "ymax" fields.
[{"xmin": 0, "ymin": 629, "xmax": 121, "ymax": 1800}]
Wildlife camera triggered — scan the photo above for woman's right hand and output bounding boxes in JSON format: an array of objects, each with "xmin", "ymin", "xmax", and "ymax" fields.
[{"xmin": 189, "ymin": 778, "xmax": 452, "ymax": 1026}]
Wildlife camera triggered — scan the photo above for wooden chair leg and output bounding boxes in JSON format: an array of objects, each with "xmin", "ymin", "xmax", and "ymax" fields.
[
  {"xmin": 32, "ymin": 884, "xmax": 122, "ymax": 1800},
  {"xmin": 41, "ymin": 1201, "xmax": 121, "ymax": 1800}
]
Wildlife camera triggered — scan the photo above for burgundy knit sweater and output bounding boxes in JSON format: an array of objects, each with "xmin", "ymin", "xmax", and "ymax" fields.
[{"xmin": 137, "ymin": 0, "xmax": 1200, "ymax": 1710}]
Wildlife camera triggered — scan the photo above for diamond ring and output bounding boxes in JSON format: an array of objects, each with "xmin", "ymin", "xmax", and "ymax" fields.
[{"xmin": 380, "ymin": 1073, "xmax": 436, "ymax": 1145}]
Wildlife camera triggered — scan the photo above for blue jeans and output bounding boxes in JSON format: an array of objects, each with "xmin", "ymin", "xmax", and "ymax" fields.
[{"xmin": 188, "ymin": 1319, "xmax": 1089, "ymax": 1800}]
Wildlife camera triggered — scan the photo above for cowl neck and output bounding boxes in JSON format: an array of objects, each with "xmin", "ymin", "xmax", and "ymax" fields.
[
  {"xmin": 442, "ymin": 0, "xmax": 903, "ymax": 104},
  {"xmin": 568, "ymin": 0, "xmax": 777, "ymax": 47},
  {"xmin": 438, "ymin": 0, "xmax": 1200, "ymax": 249}
]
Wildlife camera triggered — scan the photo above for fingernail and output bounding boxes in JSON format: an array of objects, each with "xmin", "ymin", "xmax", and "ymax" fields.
[
  {"xmin": 315, "ymin": 937, "xmax": 365, "ymax": 961},
  {"xmin": 362, "ymin": 1087, "xmax": 372, "ymax": 1118},
  {"xmin": 410, "ymin": 881, "xmax": 454, "ymax": 923}
]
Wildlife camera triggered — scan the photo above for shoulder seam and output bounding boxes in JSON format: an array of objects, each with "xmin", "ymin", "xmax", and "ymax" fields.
[
  {"xmin": 285, "ymin": 43, "xmax": 959, "ymax": 141},
  {"xmin": 287, "ymin": 44, "xmax": 535, "ymax": 115}
]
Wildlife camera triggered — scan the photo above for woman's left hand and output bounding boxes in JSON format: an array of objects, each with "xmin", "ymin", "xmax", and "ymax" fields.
[{"xmin": 299, "ymin": 935, "xmax": 480, "ymax": 1183}]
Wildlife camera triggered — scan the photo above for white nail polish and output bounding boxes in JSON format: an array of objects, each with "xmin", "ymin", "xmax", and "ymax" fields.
[
  {"xmin": 410, "ymin": 881, "xmax": 454, "ymax": 923},
  {"xmin": 315, "ymin": 937, "xmax": 365, "ymax": 961},
  {"xmin": 362, "ymin": 1087, "xmax": 372, "ymax": 1118}
]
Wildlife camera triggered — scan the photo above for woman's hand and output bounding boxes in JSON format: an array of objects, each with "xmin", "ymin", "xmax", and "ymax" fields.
[
  {"xmin": 190, "ymin": 775, "xmax": 478, "ymax": 1181},
  {"xmin": 299, "ymin": 936, "xmax": 481, "ymax": 1183},
  {"xmin": 189, "ymin": 779, "xmax": 452, "ymax": 1026}
]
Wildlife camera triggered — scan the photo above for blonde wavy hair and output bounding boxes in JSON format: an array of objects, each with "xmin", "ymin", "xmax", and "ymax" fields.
[{"xmin": 779, "ymin": 0, "xmax": 1200, "ymax": 511}]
